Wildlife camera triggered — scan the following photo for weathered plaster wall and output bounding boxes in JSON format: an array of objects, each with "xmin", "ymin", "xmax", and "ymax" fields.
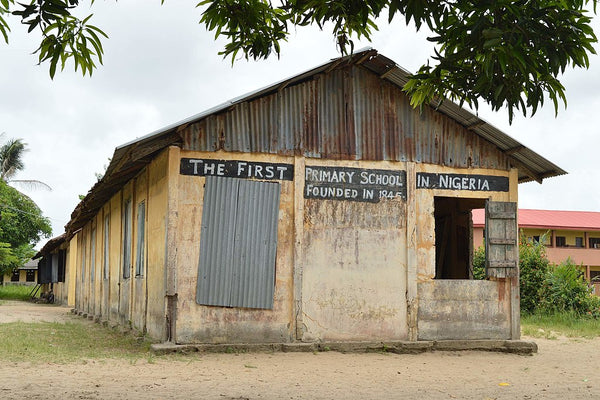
[
  {"xmin": 68, "ymin": 152, "xmax": 169, "ymax": 338},
  {"xmin": 145, "ymin": 149, "xmax": 169, "ymax": 341},
  {"xmin": 415, "ymin": 165, "xmax": 519, "ymax": 340},
  {"xmin": 174, "ymin": 150, "xmax": 296, "ymax": 344},
  {"xmin": 131, "ymin": 169, "xmax": 148, "ymax": 332},
  {"xmin": 417, "ymin": 280, "xmax": 511, "ymax": 340},
  {"xmin": 108, "ymin": 193, "xmax": 122, "ymax": 323},
  {"xmin": 300, "ymin": 159, "xmax": 408, "ymax": 341}
]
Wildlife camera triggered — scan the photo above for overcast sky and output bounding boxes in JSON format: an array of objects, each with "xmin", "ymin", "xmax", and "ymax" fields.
[{"xmin": 1, "ymin": 1, "xmax": 599, "ymax": 242}]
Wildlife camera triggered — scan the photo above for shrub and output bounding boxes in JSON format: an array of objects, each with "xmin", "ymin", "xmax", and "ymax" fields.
[
  {"xmin": 472, "ymin": 232, "xmax": 550, "ymax": 313},
  {"xmin": 538, "ymin": 258, "xmax": 600, "ymax": 317},
  {"xmin": 518, "ymin": 233, "xmax": 551, "ymax": 314},
  {"xmin": 471, "ymin": 245, "xmax": 485, "ymax": 280}
]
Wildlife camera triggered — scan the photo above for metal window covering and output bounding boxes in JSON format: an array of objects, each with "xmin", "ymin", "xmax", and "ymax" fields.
[
  {"xmin": 81, "ymin": 235, "xmax": 86, "ymax": 282},
  {"xmin": 103, "ymin": 215, "xmax": 110, "ymax": 280},
  {"xmin": 135, "ymin": 201, "xmax": 146, "ymax": 276},
  {"xmin": 122, "ymin": 199, "xmax": 132, "ymax": 279},
  {"xmin": 90, "ymin": 229, "xmax": 96, "ymax": 282},
  {"xmin": 196, "ymin": 176, "xmax": 280, "ymax": 309}
]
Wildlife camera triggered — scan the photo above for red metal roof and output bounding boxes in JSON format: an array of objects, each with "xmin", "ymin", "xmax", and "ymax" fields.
[{"xmin": 472, "ymin": 209, "xmax": 600, "ymax": 231}]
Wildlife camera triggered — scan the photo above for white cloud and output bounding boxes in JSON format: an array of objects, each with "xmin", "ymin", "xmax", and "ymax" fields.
[{"xmin": 1, "ymin": 2, "xmax": 599, "ymax": 241}]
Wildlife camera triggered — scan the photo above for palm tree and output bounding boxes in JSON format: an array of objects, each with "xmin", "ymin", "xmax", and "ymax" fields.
[{"xmin": 0, "ymin": 135, "xmax": 51, "ymax": 191}]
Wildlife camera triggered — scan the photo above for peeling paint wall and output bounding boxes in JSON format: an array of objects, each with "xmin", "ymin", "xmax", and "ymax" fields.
[
  {"xmin": 174, "ymin": 150, "xmax": 296, "ymax": 344},
  {"xmin": 69, "ymin": 149, "xmax": 169, "ymax": 338},
  {"xmin": 417, "ymin": 280, "xmax": 511, "ymax": 340},
  {"xmin": 145, "ymin": 149, "xmax": 169, "ymax": 340},
  {"xmin": 414, "ymin": 165, "xmax": 519, "ymax": 340},
  {"xmin": 300, "ymin": 160, "xmax": 408, "ymax": 341}
]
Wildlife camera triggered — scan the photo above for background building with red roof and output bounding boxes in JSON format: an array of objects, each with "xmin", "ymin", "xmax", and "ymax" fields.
[{"xmin": 473, "ymin": 209, "xmax": 600, "ymax": 295}]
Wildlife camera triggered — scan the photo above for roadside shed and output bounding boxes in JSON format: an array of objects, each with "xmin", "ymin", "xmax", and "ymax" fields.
[{"xmin": 45, "ymin": 48, "xmax": 565, "ymax": 344}]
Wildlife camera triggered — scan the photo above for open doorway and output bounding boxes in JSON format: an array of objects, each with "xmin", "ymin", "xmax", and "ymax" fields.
[{"xmin": 434, "ymin": 197, "xmax": 486, "ymax": 279}]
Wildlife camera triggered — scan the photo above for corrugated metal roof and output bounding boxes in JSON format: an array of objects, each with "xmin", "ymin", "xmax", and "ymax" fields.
[
  {"xmin": 33, "ymin": 233, "xmax": 67, "ymax": 259},
  {"xmin": 473, "ymin": 209, "xmax": 600, "ymax": 231},
  {"xmin": 64, "ymin": 48, "xmax": 565, "ymax": 236}
]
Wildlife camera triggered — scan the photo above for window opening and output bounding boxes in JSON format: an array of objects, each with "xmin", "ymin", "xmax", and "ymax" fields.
[
  {"xmin": 575, "ymin": 237, "xmax": 584, "ymax": 248},
  {"xmin": 58, "ymin": 250, "xmax": 66, "ymax": 282},
  {"xmin": 26, "ymin": 269, "xmax": 35, "ymax": 282},
  {"xmin": 11, "ymin": 269, "xmax": 19, "ymax": 282},
  {"xmin": 589, "ymin": 238, "xmax": 600, "ymax": 249},
  {"xmin": 556, "ymin": 236, "xmax": 566, "ymax": 247},
  {"xmin": 434, "ymin": 197, "xmax": 486, "ymax": 279}
]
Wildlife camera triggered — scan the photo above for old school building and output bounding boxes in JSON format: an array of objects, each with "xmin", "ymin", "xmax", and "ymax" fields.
[{"xmin": 36, "ymin": 49, "xmax": 565, "ymax": 346}]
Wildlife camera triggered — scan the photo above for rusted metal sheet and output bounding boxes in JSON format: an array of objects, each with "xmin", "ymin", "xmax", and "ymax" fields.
[
  {"xmin": 196, "ymin": 176, "xmax": 280, "ymax": 309},
  {"xmin": 180, "ymin": 65, "xmax": 510, "ymax": 173},
  {"xmin": 67, "ymin": 48, "xmax": 565, "ymax": 241}
]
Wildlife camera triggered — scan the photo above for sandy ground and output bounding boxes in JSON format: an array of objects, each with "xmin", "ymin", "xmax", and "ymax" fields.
[{"xmin": 0, "ymin": 301, "xmax": 599, "ymax": 400}]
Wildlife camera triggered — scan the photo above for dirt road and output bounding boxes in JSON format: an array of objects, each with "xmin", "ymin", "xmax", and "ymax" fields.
[{"xmin": 0, "ymin": 300, "xmax": 598, "ymax": 399}]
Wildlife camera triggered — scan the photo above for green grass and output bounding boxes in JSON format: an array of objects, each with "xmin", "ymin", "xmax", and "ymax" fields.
[
  {"xmin": 0, "ymin": 284, "xmax": 37, "ymax": 301},
  {"xmin": 0, "ymin": 321, "xmax": 153, "ymax": 363},
  {"xmin": 522, "ymin": 312, "xmax": 600, "ymax": 339}
]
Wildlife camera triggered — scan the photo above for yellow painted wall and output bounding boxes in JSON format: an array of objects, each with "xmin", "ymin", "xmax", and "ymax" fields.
[
  {"xmin": 69, "ymin": 149, "xmax": 169, "ymax": 338},
  {"xmin": 1, "ymin": 269, "xmax": 36, "ymax": 284},
  {"xmin": 67, "ymin": 235, "xmax": 77, "ymax": 306},
  {"xmin": 553, "ymin": 229, "xmax": 585, "ymax": 247},
  {"xmin": 108, "ymin": 192, "xmax": 122, "ymax": 322},
  {"xmin": 146, "ymin": 148, "xmax": 169, "ymax": 340}
]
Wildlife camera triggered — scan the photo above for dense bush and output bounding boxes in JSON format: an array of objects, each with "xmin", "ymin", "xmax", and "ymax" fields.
[
  {"xmin": 538, "ymin": 259, "xmax": 600, "ymax": 317},
  {"xmin": 518, "ymin": 234, "xmax": 551, "ymax": 314},
  {"xmin": 472, "ymin": 234, "xmax": 551, "ymax": 312},
  {"xmin": 470, "ymin": 232, "xmax": 600, "ymax": 317},
  {"xmin": 471, "ymin": 245, "xmax": 486, "ymax": 280}
]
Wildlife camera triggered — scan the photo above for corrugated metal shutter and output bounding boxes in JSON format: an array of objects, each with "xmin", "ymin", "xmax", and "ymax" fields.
[
  {"xmin": 103, "ymin": 215, "xmax": 110, "ymax": 280},
  {"xmin": 485, "ymin": 201, "xmax": 518, "ymax": 278},
  {"xmin": 90, "ymin": 229, "xmax": 96, "ymax": 282},
  {"xmin": 196, "ymin": 176, "xmax": 280, "ymax": 309},
  {"xmin": 123, "ymin": 199, "xmax": 132, "ymax": 279},
  {"xmin": 135, "ymin": 201, "xmax": 146, "ymax": 276}
]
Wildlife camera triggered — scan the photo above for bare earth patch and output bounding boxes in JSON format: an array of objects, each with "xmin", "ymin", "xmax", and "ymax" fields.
[
  {"xmin": 0, "ymin": 300, "xmax": 74, "ymax": 323},
  {"xmin": 1, "ymin": 301, "xmax": 598, "ymax": 399}
]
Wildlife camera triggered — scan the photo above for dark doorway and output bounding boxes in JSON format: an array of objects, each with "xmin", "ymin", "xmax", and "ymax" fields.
[{"xmin": 434, "ymin": 197, "xmax": 486, "ymax": 279}]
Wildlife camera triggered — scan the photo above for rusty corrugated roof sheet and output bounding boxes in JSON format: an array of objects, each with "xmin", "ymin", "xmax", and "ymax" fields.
[
  {"xmin": 64, "ymin": 48, "xmax": 566, "ymax": 235},
  {"xmin": 33, "ymin": 233, "xmax": 67, "ymax": 259}
]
